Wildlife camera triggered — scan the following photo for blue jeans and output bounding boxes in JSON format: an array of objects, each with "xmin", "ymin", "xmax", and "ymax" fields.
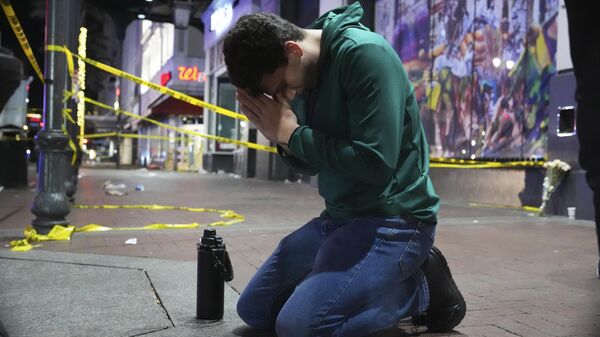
[{"xmin": 237, "ymin": 215, "xmax": 436, "ymax": 337}]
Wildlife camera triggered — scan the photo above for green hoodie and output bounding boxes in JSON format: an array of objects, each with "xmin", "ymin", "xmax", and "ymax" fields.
[{"xmin": 280, "ymin": 3, "xmax": 440, "ymax": 223}]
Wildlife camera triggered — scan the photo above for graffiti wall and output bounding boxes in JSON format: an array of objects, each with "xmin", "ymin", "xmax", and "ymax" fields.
[{"xmin": 376, "ymin": 0, "xmax": 558, "ymax": 159}]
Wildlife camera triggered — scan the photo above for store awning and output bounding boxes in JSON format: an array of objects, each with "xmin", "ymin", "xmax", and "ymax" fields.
[{"xmin": 149, "ymin": 96, "xmax": 204, "ymax": 117}]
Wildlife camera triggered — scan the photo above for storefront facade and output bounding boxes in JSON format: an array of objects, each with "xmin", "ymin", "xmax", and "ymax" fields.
[{"xmin": 119, "ymin": 19, "xmax": 206, "ymax": 170}]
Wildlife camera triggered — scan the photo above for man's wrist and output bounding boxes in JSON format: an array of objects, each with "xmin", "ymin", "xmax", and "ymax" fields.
[
  {"xmin": 279, "ymin": 123, "xmax": 300, "ymax": 146},
  {"xmin": 277, "ymin": 143, "xmax": 292, "ymax": 157}
]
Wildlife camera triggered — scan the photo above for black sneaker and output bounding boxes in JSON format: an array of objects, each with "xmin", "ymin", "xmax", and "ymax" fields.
[{"xmin": 419, "ymin": 246, "xmax": 466, "ymax": 332}]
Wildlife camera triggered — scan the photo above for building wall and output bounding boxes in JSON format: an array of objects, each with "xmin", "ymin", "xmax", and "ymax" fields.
[
  {"xmin": 119, "ymin": 18, "xmax": 205, "ymax": 168},
  {"xmin": 374, "ymin": 0, "xmax": 560, "ymax": 160}
]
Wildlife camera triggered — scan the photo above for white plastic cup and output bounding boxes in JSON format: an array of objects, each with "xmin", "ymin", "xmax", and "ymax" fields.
[{"xmin": 567, "ymin": 207, "xmax": 576, "ymax": 220}]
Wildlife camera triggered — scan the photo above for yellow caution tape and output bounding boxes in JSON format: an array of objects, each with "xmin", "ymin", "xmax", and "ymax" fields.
[
  {"xmin": 64, "ymin": 45, "xmax": 75, "ymax": 78},
  {"xmin": 83, "ymin": 132, "xmax": 191, "ymax": 143},
  {"xmin": 61, "ymin": 108, "xmax": 78, "ymax": 165},
  {"xmin": 0, "ymin": 0, "xmax": 44, "ymax": 82},
  {"xmin": 78, "ymin": 93, "xmax": 276, "ymax": 153},
  {"xmin": 82, "ymin": 131, "xmax": 118, "ymax": 139},
  {"xmin": 63, "ymin": 108, "xmax": 76, "ymax": 124},
  {"xmin": 468, "ymin": 202, "xmax": 540, "ymax": 213},
  {"xmin": 9, "ymin": 225, "xmax": 76, "ymax": 252},
  {"xmin": 9, "ymin": 204, "xmax": 245, "ymax": 252},
  {"xmin": 49, "ymin": 45, "xmax": 247, "ymax": 122},
  {"xmin": 430, "ymin": 157, "xmax": 545, "ymax": 169}
]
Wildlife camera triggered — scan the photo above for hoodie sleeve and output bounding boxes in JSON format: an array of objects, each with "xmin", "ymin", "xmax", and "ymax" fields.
[
  {"xmin": 277, "ymin": 144, "xmax": 319, "ymax": 176},
  {"xmin": 287, "ymin": 42, "xmax": 410, "ymax": 185}
]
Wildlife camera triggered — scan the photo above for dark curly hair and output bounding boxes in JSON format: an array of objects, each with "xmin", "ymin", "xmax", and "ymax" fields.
[{"xmin": 223, "ymin": 13, "xmax": 305, "ymax": 96}]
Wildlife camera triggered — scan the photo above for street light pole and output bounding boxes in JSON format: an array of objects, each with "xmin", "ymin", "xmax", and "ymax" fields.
[
  {"xmin": 31, "ymin": 0, "xmax": 71, "ymax": 234},
  {"xmin": 64, "ymin": 0, "xmax": 80, "ymax": 202}
]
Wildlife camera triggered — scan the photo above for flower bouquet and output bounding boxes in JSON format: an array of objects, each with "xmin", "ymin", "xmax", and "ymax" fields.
[{"xmin": 539, "ymin": 159, "xmax": 572, "ymax": 216}]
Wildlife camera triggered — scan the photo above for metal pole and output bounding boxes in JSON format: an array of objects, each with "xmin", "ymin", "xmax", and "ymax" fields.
[
  {"xmin": 31, "ymin": 0, "xmax": 71, "ymax": 234},
  {"xmin": 64, "ymin": 0, "xmax": 80, "ymax": 202}
]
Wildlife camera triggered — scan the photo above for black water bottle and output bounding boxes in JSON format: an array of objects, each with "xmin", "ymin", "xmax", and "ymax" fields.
[{"xmin": 197, "ymin": 229, "xmax": 233, "ymax": 320}]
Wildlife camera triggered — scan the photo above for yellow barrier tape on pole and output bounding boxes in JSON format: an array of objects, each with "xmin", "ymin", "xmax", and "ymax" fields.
[
  {"xmin": 63, "ymin": 108, "xmax": 76, "ymax": 124},
  {"xmin": 9, "ymin": 204, "xmax": 245, "ymax": 252},
  {"xmin": 62, "ymin": 124, "xmax": 78, "ymax": 166},
  {"xmin": 48, "ymin": 45, "xmax": 247, "ymax": 122},
  {"xmin": 64, "ymin": 45, "xmax": 75, "ymax": 78},
  {"xmin": 0, "ymin": 0, "xmax": 44, "ymax": 83},
  {"xmin": 61, "ymin": 108, "xmax": 78, "ymax": 165},
  {"xmin": 80, "ymin": 94, "xmax": 277, "ymax": 153}
]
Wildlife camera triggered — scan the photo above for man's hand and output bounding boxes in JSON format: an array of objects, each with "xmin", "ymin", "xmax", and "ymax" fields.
[{"xmin": 237, "ymin": 90, "xmax": 299, "ymax": 145}]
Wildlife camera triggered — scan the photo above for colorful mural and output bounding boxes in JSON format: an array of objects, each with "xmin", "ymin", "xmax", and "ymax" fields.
[{"xmin": 376, "ymin": 0, "xmax": 558, "ymax": 159}]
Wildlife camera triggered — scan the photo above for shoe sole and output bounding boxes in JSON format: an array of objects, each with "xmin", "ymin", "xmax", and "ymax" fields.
[{"xmin": 426, "ymin": 246, "xmax": 467, "ymax": 332}]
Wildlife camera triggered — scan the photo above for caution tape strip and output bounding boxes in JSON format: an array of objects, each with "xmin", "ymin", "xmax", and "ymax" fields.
[
  {"xmin": 76, "ymin": 93, "xmax": 277, "ymax": 153},
  {"xmin": 84, "ymin": 132, "xmax": 192, "ymax": 143},
  {"xmin": 430, "ymin": 157, "xmax": 545, "ymax": 169},
  {"xmin": 48, "ymin": 45, "xmax": 247, "ymax": 122},
  {"xmin": 468, "ymin": 202, "xmax": 540, "ymax": 213},
  {"xmin": 9, "ymin": 204, "xmax": 245, "ymax": 252},
  {"xmin": 62, "ymin": 108, "xmax": 78, "ymax": 165},
  {"xmin": 0, "ymin": 0, "xmax": 44, "ymax": 82}
]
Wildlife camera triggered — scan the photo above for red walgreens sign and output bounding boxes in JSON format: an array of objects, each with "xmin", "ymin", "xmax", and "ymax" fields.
[{"xmin": 177, "ymin": 66, "xmax": 207, "ymax": 82}]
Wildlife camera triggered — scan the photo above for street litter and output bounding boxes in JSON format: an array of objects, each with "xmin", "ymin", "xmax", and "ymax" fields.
[
  {"xmin": 105, "ymin": 189, "xmax": 127, "ymax": 196},
  {"xmin": 102, "ymin": 180, "xmax": 127, "ymax": 190},
  {"xmin": 125, "ymin": 238, "xmax": 138, "ymax": 245},
  {"xmin": 103, "ymin": 180, "xmax": 128, "ymax": 196},
  {"xmin": 135, "ymin": 184, "xmax": 144, "ymax": 191},
  {"xmin": 0, "ymin": 186, "xmax": 4, "ymax": 192}
]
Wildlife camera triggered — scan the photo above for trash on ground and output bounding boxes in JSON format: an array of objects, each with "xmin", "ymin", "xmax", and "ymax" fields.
[
  {"xmin": 0, "ymin": 186, "xmax": 3, "ymax": 192},
  {"xmin": 105, "ymin": 189, "xmax": 127, "ymax": 196},
  {"xmin": 103, "ymin": 181, "xmax": 127, "ymax": 190},
  {"xmin": 125, "ymin": 238, "xmax": 138, "ymax": 245},
  {"xmin": 135, "ymin": 184, "xmax": 144, "ymax": 191}
]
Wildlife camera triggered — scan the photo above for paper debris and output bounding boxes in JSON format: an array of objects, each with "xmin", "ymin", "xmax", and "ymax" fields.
[{"xmin": 125, "ymin": 238, "xmax": 138, "ymax": 245}]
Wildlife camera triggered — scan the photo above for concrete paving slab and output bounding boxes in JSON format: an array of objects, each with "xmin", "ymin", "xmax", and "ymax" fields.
[{"xmin": 0, "ymin": 250, "xmax": 243, "ymax": 337}]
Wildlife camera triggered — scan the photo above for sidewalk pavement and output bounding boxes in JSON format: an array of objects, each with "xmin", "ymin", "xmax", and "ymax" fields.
[{"xmin": 0, "ymin": 167, "xmax": 599, "ymax": 337}]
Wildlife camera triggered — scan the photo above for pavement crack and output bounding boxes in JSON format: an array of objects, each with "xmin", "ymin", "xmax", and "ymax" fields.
[
  {"xmin": 0, "ymin": 206, "xmax": 24, "ymax": 223},
  {"xmin": 142, "ymin": 269, "xmax": 176, "ymax": 328},
  {"xmin": 0, "ymin": 256, "xmax": 142, "ymax": 270},
  {"xmin": 128, "ymin": 326, "xmax": 171, "ymax": 337},
  {"xmin": 491, "ymin": 324, "xmax": 523, "ymax": 336}
]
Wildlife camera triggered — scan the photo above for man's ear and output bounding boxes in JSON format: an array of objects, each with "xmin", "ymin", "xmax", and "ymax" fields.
[{"xmin": 284, "ymin": 41, "xmax": 303, "ymax": 57}]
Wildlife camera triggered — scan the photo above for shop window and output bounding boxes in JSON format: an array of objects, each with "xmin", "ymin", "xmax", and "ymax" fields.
[{"xmin": 216, "ymin": 78, "xmax": 238, "ymax": 151}]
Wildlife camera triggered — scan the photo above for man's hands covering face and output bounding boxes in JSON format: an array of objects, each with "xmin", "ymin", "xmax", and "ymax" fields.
[{"xmin": 237, "ymin": 90, "xmax": 299, "ymax": 145}]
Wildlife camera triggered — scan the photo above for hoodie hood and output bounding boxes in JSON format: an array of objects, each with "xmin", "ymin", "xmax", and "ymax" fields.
[{"xmin": 307, "ymin": 2, "xmax": 367, "ymax": 64}]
